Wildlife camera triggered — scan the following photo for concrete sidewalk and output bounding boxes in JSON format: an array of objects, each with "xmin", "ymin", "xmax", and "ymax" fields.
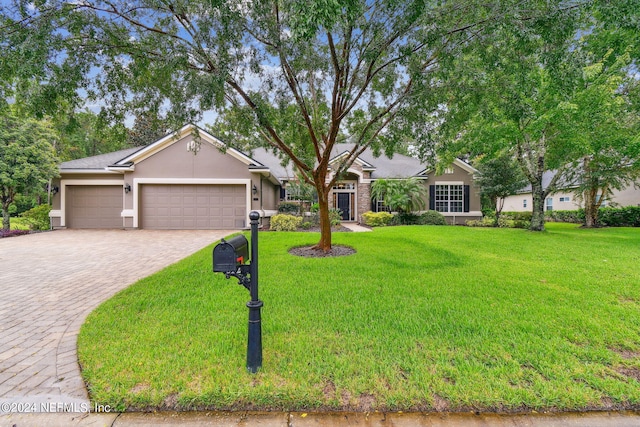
[{"xmin": 2, "ymin": 410, "xmax": 640, "ymax": 427}]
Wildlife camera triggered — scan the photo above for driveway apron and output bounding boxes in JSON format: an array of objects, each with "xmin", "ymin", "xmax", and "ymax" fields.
[{"xmin": 0, "ymin": 229, "xmax": 233, "ymax": 410}]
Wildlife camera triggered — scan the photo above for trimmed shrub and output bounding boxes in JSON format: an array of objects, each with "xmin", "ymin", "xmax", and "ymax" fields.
[
  {"xmin": 270, "ymin": 214, "xmax": 302, "ymax": 231},
  {"xmin": 277, "ymin": 202, "xmax": 300, "ymax": 214},
  {"xmin": 545, "ymin": 210, "xmax": 585, "ymax": 223},
  {"xmin": 466, "ymin": 217, "xmax": 495, "ymax": 227},
  {"xmin": 417, "ymin": 210, "xmax": 447, "ymax": 225},
  {"xmin": 362, "ymin": 211, "xmax": 394, "ymax": 227},
  {"xmin": 501, "ymin": 211, "xmax": 533, "ymax": 221},
  {"xmin": 20, "ymin": 204, "xmax": 51, "ymax": 230},
  {"xmin": 599, "ymin": 206, "xmax": 640, "ymax": 227},
  {"xmin": 466, "ymin": 217, "xmax": 530, "ymax": 229},
  {"xmin": 389, "ymin": 212, "xmax": 419, "ymax": 225}
]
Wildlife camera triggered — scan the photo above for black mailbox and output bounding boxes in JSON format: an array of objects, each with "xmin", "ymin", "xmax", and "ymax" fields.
[{"xmin": 213, "ymin": 235, "xmax": 249, "ymax": 273}]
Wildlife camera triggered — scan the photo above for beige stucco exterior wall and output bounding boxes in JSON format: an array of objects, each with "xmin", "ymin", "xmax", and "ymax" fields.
[
  {"xmin": 425, "ymin": 163, "xmax": 482, "ymax": 224},
  {"xmin": 501, "ymin": 183, "xmax": 640, "ymax": 212}
]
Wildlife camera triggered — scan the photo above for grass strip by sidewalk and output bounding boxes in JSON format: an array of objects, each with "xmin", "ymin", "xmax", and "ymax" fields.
[{"xmin": 78, "ymin": 223, "xmax": 640, "ymax": 412}]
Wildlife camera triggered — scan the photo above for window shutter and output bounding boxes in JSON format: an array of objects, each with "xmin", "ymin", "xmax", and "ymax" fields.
[
  {"xmin": 279, "ymin": 186, "xmax": 286, "ymax": 200},
  {"xmin": 429, "ymin": 185, "xmax": 435, "ymax": 210},
  {"xmin": 464, "ymin": 185, "xmax": 470, "ymax": 213}
]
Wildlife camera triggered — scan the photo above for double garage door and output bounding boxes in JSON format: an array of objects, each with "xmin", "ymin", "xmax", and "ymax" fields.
[
  {"xmin": 141, "ymin": 184, "xmax": 246, "ymax": 229},
  {"xmin": 66, "ymin": 184, "xmax": 246, "ymax": 229}
]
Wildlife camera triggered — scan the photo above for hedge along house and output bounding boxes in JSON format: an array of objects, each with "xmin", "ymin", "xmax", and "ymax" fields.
[{"xmin": 50, "ymin": 124, "xmax": 482, "ymax": 229}]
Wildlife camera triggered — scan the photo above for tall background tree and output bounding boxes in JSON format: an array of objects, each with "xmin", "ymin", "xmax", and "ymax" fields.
[
  {"xmin": 559, "ymin": 50, "xmax": 640, "ymax": 227},
  {"xmin": 0, "ymin": 108, "xmax": 59, "ymax": 230},
  {"xmin": 433, "ymin": 2, "xmax": 640, "ymax": 231},
  {"xmin": 3, "ymin": 0, "xmax": 583, "ymax": 250}
]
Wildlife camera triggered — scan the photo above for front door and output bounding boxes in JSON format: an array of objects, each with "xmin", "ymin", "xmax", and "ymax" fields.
[{"xmin": 337, "ymin": 193, "xmax": 351, "ymax": 221}]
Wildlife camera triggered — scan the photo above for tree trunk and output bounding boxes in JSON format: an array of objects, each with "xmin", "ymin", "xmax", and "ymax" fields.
[
  {"xmin": 314, "ymin": 185, "xmax": 332, "ymax": 252},
  {"xmin": 582, "ymin": 157, "xmax": 598, "ymax": 228},
  {"xmin": 494, "ymin": 196, "xmax": 504, "ymax": 227},
  {"xmin": 583, "ymin": 187, "xmax": 597, "ymax": 228},
  {"xmin": 2, "ymin": 200, "xmax": 11, "ymax": 231},
  {"xmin": 530, "ymin": 181, "xmax": 546, "ymax": 231}
]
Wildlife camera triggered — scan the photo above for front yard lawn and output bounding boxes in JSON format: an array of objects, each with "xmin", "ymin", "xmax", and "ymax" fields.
[{"xmin": 78, "ymin": 223, "xmax": 640, "ymax": 412}]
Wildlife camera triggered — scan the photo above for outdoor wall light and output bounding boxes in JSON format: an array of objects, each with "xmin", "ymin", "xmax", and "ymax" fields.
[
  {"xmin": 50, "ymin": 185, "xmax": 59, "ymax": 196},
  {"xmin": 252, "ymin": 184, "xmax": 258, "ymax": 195},
  {"xmin": 124, "ymin": 183, "xmax": 132, "ymax": 194}
]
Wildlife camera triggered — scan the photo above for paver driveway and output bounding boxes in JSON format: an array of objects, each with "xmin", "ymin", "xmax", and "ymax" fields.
[{"xmin": 0, "ymin": 229, "xmax": 234, "ymax": 411}]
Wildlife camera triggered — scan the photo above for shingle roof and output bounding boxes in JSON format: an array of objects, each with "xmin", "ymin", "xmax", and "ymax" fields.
[
  {"xmin": 332, "ymin": 144, "xmax": 425, "ymax": 179},
  {"xmin": 58, "ymin": 129, "xmax": 433, "ymax": 180},
  {"xmin": 60, "ymin": 147, "xmax": 143, "ymax": 170}
]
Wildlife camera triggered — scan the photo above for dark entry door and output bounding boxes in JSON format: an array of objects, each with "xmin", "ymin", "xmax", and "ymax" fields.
[{"xmin": 337, "ymin": 193, "xmax": 350, "ymax": 220}]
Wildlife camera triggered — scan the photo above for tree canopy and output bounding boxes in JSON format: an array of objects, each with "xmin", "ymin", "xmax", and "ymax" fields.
[{"xmin": 1, "ymin": 0, "xmax": 588, "ymax": 249}]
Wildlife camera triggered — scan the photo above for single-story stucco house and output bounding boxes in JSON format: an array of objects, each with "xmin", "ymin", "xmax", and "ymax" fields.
[
  {"xmin": 49, "ymin": 124, "xmax": 481, "ymax": 229},
  {"xmin": 500, "ymin": 170, "xmax": 640, "ymax": 212}
]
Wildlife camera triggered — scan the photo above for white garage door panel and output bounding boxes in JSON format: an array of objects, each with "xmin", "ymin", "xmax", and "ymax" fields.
[
  {"xmin": 67, "ymin": 186, "xmax": 122, "ymax": 229},
  {"xmin": 141, "ymin": 184, "xmax": 246, "ymax": 230}
]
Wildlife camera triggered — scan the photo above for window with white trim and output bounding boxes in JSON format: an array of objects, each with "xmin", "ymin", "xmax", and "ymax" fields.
[
  {"xmin": 559, "ymin": 196, "xmax": 570, "ymax": 202},
  {"xmin": 546, "ymin": 197, "xmax": 553, "ymax": 211},
  {"xmin": 435, "ymin": 184, "xmax": 463, "ymax": 213}
]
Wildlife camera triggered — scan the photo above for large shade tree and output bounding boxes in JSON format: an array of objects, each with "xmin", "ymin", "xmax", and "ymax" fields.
[{"xmin": 2, "ymin": 0, "xmax": 583, "ymax": 250}]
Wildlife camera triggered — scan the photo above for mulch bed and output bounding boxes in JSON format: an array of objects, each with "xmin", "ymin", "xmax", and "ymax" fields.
[
  {"xmin": 289, "ymin": 244, "xmax": 356, "ymax": 258},
  {"xmin": 0, "ymin": 229, "xmax": 31, "ymax": 238},
  {"xmin": 265, "ymin": 225, "xmax": 356, "ymax": 258}
]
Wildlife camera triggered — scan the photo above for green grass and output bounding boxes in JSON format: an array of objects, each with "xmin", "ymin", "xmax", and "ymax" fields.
[{"xmin": 77, "ymin": 223, "xmax": 640, "ymax": 412}]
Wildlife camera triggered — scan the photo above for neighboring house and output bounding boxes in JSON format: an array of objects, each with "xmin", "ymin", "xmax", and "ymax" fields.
[
  {"xmin": 50, "ymin": 124, "xmax": 481, "ymax": 229},
  {"xmin": 500, "ymin": 171, "xmax": 640, "ymax": 212}
]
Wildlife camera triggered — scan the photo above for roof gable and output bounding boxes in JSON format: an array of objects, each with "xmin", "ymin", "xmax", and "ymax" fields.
[{"xmin": 113, "ymin": 124, "xmax": 263, "ymax": 168}]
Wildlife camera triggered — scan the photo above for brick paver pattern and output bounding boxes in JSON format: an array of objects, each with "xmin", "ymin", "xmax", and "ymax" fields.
[{"xmin": 0, "ymin": 229, "xmax": 233, "ymax": 409}]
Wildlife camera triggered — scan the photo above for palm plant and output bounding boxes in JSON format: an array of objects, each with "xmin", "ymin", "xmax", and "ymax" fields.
[{"xmin": 371, "ymin": 178, "xmax": 427, "ymax": 213}]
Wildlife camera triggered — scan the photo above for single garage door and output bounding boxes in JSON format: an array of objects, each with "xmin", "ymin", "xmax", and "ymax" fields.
[
  {"xmin": 66, "ymin": 185, "xmax": 123, "ymax": 228},
  {"xmin": 140, "ymin": 184, "xmax": 246, "ymax": 229}
]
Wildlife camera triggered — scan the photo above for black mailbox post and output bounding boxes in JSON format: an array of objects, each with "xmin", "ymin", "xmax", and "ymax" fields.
[{"xmin": 212, "ymin": 211, "xmax": 262, "ymax": 373}]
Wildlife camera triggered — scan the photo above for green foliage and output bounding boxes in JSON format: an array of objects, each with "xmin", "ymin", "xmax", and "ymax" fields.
[
  {"xmin": 277, "ymin": 202, "xmax": 300, "ymax": 214},
  {"xmin": 545, "ymin": 210, "xmax": 585, "ymax": 224},
  {"xmin": 389, "ymin": 212, "xmax": 419, "ymax": 226},
  {"xmin": 8, "ymin": 194, "xmax": 38, "ymax": 215},
  {"xmin": 20, "ymin": 204, "xmax": 51, "ymax": 230},
  {"xmin": 371, "ymin": 178, "xmax": 427, "ymax": 213},
  {"xmin": 0, "ymin": 108, "xmax": 59, "ymax": 230},
  {"xmin": 128, "ymin": 111, "xmax": 167, "ymax": 147},
  {"xmin": 501, "ymin": 212, "xmax": 534, "ymax": 222},
  {"xmin": 475, "ymin": 154, "xmax": 528, "ymax": 214},
  {"xmin": 598, "ymin": 207, "xmax": 640, "ymax": 227},
  {"xmin": 362, "ymin": 211, "xmax": 394, "ymax": 227},
  {"xmin": 417, "ymin": 210, "xmax": 447, "ymax": 226},
  {"xmin": 541, "ymin": 208, "xmax": 640, "ymax": 227},
  {"xmin": 270, "ymin": 214, "xmax": 303, "ymax": 231},
  {"xmin": 329, "ymin": 209, "xmax": 343, "ymax": 227},
  {"xmin": 466, "ymin": 217, "xmax": 530, "ymax": 229}
]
